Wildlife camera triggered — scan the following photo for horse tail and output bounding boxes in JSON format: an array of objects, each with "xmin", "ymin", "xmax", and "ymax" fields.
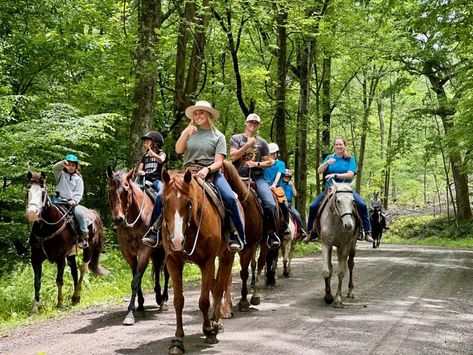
[{"xmin": 89, "ymin": 210, "xmax": 109, "ymax": 276}]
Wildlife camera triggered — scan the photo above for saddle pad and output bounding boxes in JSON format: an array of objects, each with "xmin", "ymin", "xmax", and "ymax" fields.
[{"xmin": 194, "ymin": 177, "xmax": 226, "ymax": 220}]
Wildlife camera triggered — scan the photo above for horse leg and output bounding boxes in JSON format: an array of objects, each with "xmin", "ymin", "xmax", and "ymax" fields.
[
  {"xmin": 238, "ymin": 250, "xmax": 252, "ymax": 312},
  {"xmin": 334, "ymin": 247, "xmax": 348, "ymax": 308},
  {"xmin": 322, "ymin": 245, "xmax": 334, "ymax": 305},
  {"xmin": 251, "ymin": 244, "xmax": 266, "ymax": 305},
  {"xmin": 55, "ymin": 259, "xmax": 66, "ymax": 309},
  {"xmin": 167, "ymin": 257, "xmax": 186, "ymax": 355},
  {"xmin": 122, "ymin": 258, "xmax": 139, "ymax": 326},
  {"xmin": 347, "ymin": 246, "xmax": 356, "ymax": 299},
  {"xmin": 201, "ymin": 259, "xmax": 218, "ymax": 344},
  {"xmin": 220, "ymin": 272, "xmax": 233, "ymax": 319},
  {"xmin": 68, "ymin": 255, "xmax": 81, "ymax": 304},
  {"xmin": 152, "ymin": 248, "xmax": 169, "ymax": 311},
  {"xmin": 31, "ymin": 257, "xmax": 43, "ymax": 314},
  {"xmin": 265, "ymin": 248, "xmax": 277, "ymax": 286},
  {"xmin": 212, "ymin": 252, "xmax": 235, "ymax": 339}
]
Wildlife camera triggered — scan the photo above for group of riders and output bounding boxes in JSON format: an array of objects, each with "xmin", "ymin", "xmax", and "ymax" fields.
[{"xmin": 53, "ymin": 100, "xmax": 387, "ymax": 251}]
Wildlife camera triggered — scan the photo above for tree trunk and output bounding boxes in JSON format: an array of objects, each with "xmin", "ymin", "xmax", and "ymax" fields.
[
  {"xmin": 272, "ymin": 2, "xmax": 288, "ymax": 163},
  {"xmin": 129, "ymin": 0, "xmax": 162, "ymax": 165}
]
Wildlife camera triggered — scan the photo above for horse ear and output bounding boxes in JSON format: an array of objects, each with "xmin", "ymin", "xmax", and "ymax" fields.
[
  {"xmin": 184, "ymin": 169, "xmax": 192, "ymax": 184},
  {"xmin": 126, "ymin": 168, "xmax": 134, "ymax": 181},
  {"xmin": 40, "ymin": 171, "xmax": 46, "ymax": 180},
  {"xmin": 162, "ymin": 169, "xmax": 171, "ymax": 183},
  {"xmin": 27, "ymin": 171, "xmax": 32, "ymax": 181},
  {"xmin": 106, "ymin": 166, "xmax": 114, "ymax": 178}
]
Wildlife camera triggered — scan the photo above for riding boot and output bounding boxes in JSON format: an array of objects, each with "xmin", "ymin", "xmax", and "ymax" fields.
[
  {"xmin": 267, "ymin": 232, "xmax": 281, "ymax": 249},
  {"xmin": 78, "ymin": 231, "xmax": 89, "ymax": 248},
  {"xmin": 297, "ymin": 227, "xmax": 308, "ymax": 240}
]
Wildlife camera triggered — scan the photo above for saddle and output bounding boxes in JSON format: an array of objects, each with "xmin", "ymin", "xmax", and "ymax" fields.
[{"xmin": 142, "ymin": 180, "xmax": 158, "ymax": 202}]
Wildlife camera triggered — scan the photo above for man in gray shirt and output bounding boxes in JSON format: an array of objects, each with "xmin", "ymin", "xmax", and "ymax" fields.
[{"xmin": 230, "ymin": 113, "xmax": 280, "ymax": 249}]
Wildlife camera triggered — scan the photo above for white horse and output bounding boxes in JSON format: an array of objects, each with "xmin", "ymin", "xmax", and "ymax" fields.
[
  {"xmin": 280, "ymin": 212, "xmax": 297, "ymax": 277},
  {"xmin": 318, "ymin": 182, "xmax": 360, "ymax": 308}
]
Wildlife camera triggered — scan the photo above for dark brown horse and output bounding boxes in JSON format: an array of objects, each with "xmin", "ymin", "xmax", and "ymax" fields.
[
  {"xmin": 161, "ymin": 169, "xmax": 236, "ymax": 354},
  {"xmin": 221, "ymin": 160, "xmax": 266, "ymax": 311},
  {"xmin": 107, "ymin": 167, "xmax": 169, "ymax": 325},
  {"xmin": 26, "ymin": 171, "xmax": 108, "ymax": 314}
]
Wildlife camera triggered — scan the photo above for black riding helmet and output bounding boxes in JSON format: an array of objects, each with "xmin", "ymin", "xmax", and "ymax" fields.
[{"xmin": 141, "ymin": 131, "xmax": 164, "ymax": 147}]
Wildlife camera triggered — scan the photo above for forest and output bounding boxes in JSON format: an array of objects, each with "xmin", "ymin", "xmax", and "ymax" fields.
[{"xmin": 1, "ymin": 0, "xmax": 472, "ymax": 271}]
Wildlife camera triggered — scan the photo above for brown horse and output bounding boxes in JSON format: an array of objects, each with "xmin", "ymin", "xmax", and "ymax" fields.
[
  {"xmin": 161, "ymin": 169, "xmax": 236, "ymax": 354},
  {"xmin": 26, "ymin": 171, "xmax": 108, "ymax": 314},
  {"xmin": 221, "ymin": 160, "xmax": 266, "ymax": 311},
  {"xmin": 107, "ymin": 167, "xmax": 169, "ymax": 325}
]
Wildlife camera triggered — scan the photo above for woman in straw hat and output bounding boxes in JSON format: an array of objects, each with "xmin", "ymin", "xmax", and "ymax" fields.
[{"xmin": 175, "ymin": 100, "xmax": 246, "ymax": 252}]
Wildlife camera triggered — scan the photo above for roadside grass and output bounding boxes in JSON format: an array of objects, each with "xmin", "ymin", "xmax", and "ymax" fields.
[{"xmin": 382, "ymin": 215, "xmax": 473, "ymax": 248}]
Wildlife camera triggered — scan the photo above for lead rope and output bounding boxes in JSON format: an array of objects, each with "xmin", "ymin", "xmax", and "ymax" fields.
[{"xmin": 185, "ymin": 181, "xmax": 206, "ymax": 256}]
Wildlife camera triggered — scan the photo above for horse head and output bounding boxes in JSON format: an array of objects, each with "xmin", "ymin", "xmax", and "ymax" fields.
[
  {"xmin": 26, "ymin": 171, "xmax": 47, "ymax": 222},
  {"xmin": 162, "ymin": 169, "xmax": 194, "ymax": 252},
  {"xmin": 329, "ymin": 182, "xmax": 356, "ymax": 232},
  {"xmin": 107, "ymin": 167, "xmax": 135, "ymax": 226}
]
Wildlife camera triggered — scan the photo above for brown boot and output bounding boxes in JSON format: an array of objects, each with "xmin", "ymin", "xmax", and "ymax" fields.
[
  {"xmin": 303, "ymin": 229, "xmax": 317, "ymax": 244},
  {"xmin": 364, "ymin": 232, "xmax": 374, "ymax": 243}
]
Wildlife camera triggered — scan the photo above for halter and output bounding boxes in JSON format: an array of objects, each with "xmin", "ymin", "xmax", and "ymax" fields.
[
  {"xmin": 162, "ymin": 178, "xmax": 206, "ymax": 256},
  {"xmin": 122, "ymin": 184, "xmax": 147, "ymax": 228},
  {"xmin": 328, "ymin": 188, "xmax": 355, "ymax": 219}
]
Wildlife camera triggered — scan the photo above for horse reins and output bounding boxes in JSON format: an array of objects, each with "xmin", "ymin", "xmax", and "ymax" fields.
[{"xmin": 122, "ymin": 182, "xmax": 147, "ymax": 228}]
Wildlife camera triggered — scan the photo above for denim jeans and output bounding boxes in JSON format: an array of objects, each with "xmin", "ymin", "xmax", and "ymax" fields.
[
  {"xmin": 254, "ymin": 175, "xmax": 277, "ymax": 230},
  {"xmin": 307, "ymin": 191, "xmax": 371, "ymax": 233}
]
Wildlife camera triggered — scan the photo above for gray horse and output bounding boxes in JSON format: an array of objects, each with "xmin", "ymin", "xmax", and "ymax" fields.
[{"xmin": 318, "ymin": 182, "xmax": 360, "ymax": 308}]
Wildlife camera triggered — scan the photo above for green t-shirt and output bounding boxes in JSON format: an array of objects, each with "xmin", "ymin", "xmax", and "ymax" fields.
[{"xmin": 183, "ymin": 127, "xmax": 227, "ymax": 166}]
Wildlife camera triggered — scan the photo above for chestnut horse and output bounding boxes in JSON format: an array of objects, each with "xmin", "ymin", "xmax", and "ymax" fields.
[
  {"xmin": 26, "ymin": 172, "xmax": 108, "ymax": 314},
  {"xmin": 107, "ymin": 167, "xmax": 169, "ymax": 325},
  {"xmin": 221, "ymin": 160, "xmax": 266, "ymax": 311},
  {"xmin": 318, "ymin": 183, "xmax": 360, "ymax": 308},
  {"xmin": 161, "ymin": 169, "xmax": 237, "ymax": 354}
]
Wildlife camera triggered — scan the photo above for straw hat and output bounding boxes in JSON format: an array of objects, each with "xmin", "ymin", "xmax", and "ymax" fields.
[{"xmin": 185, "ymin": 100, "xmax": 220, "ymax": 120}]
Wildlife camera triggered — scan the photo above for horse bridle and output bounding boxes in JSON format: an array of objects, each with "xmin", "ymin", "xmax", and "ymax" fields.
[
  {"xmin": 329, "ymin": 189, "xmax": 355, "ymax": 219},
  {"xmin": 115, "ymin": 181, "xmax": 146, "ymax": 228},
  {"xmin": 162, "ymin": 182, "xmax": 206, "ymax": 256}
]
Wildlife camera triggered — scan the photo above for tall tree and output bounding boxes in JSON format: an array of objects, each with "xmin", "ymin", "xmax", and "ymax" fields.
[{"xmin": 129, "ymin": 0, "xmax": 163, "ymax": 164}]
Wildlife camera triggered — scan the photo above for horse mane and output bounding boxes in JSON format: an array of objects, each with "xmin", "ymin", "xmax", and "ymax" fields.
[{"xmin": 221, "ymin": 160, "xmax": 248, "ymax": 200}]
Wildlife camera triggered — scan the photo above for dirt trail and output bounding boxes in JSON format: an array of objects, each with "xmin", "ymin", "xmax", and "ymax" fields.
[{"xmin": 2, "ymin": 243, "xmax": 473, "ymax": 354}]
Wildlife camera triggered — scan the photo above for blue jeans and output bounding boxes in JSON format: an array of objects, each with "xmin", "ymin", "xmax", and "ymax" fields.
[
  {"xmin": 51, "ymin": 197, "xmax": 89, "ymax": 233},
  {"xmin": 254, "ymin": 175, "xmax": 277, "ymax": 231},
  {"xmin": 307, "ymin": 191, "xmax": 371, "ymax": 233},
  {"xmin": 214, "ymin": 172, "xmax": 246, "ymax": 241},
  {"xmin": 150, "ymin": 180, "xmax": 163, "ymax": 226},
  {"xmin": 288, "ymin": 203, "xmax": 304, "ymax": 229}
]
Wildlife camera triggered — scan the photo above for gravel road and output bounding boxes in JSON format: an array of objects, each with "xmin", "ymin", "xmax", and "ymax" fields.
[{"xmin": 2, "ymin": 243, "xmax": 473, "ymax": 355}]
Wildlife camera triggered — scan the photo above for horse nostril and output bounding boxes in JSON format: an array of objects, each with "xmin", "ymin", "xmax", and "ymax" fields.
[{"xmin": 113, "ymin": 216, "xmax": 124, "ymax": 225}]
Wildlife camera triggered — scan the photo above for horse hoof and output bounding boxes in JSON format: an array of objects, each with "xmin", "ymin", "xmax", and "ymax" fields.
[
  {"xmin": 71, "ymin": 296, "xmax": 80, "ymax": 305},
  {"xmin": 250, "ymin": 296, "xmax": 260, "ymax": 306},
  {"xmin": 205, "ymin": 335, "xmax": 219, "ymax": 344},
  {"xmin": 122, "ymin": 312, "xmax": 135, "ymax": 326},
  {"xmin": 168, "ymin": 339, "xmax": 185, "ymax": 355},
  {"xmin": 30, "ymin": 306, "xmax": 38, "ymax": 315},
  {"xmin": 333, "ymin": 301, "xmax": 344, "ymax": 308},
  {"xmin": 56, "ymin": 302, "xmax": 63, "ymax": 309},
  {"xmin": 283, "ymin": 270, "xmax": 290, "ymax": 277},
  {"xmin": 239, "ymin": 300, "xmax": 250, "ymax": 312},
  {"xmin": 324, "ymin": 295, "xmax": 334, "ymax": 305}
]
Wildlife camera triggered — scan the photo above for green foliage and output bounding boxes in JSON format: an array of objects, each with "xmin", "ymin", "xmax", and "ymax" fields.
[{"xmin": 384, "ymin": 215, "xmax": 473, "ymax": 248}]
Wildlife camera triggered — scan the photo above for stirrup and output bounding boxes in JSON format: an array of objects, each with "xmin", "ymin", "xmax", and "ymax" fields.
[
  {"xmin": 142, "ymin": 229, "xmax": 160, "ymax": 248},
  {"xmin": 267, "ymin": 233, "xmax": 281, "ymax": 249},
  {"xmin": 228, "ymin": 232, "xmax": 244, "ymax": 252}
]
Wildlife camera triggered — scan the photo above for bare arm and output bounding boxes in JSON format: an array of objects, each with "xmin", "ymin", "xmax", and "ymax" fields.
[{"xmin": 175, "ymin": 122, "xmax": 197, "ymax": 154}]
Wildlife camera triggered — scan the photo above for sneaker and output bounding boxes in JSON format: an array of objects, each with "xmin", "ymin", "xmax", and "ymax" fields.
[
  {"xmin": 267, "ymin": 233, "xmax": 281, "ymax": 249},
  {"xmin": 142, "ymin": 230, "xmax": 159, "ymax": 247},
  {"xmin": 364, "ymin": 232, "xmax": 374, "ymax": 243},
  {"xmin": 78, "ymin": 232, "xmax": 89, "ymax": 248},
  {"xmin": 303, "ymin": 229, "xmax": 317, "ymax": 244}
]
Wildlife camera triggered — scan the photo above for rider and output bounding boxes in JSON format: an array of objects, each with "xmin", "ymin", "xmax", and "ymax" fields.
[
  {"xmin": 281, "ymin": 169, "xmax": 307, "ymax": 238},
  {"xmin": 52, "ymin": 154, "xmax": 90, "ymax": 248},
  {"xmin": 140, "ymin": 131, "xmax": 167, "ymax": 247},
  {"xmin": 175, "ymin": 100, "xmax": 246, "ymax": 252},
  {"xmin": 369, "ymin": 190, "xmax": 387, "ymax": 229},
  {"xmin": 304, "ymin": 137, "xmax": 374, "ymax": 243},
  {"xmin": 229, "ymin": 113, "xmax": 280, "ymax": 249},
  {"xmin": 264, "ymin": 143, "xmax": 290, "ymax": 233}
]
